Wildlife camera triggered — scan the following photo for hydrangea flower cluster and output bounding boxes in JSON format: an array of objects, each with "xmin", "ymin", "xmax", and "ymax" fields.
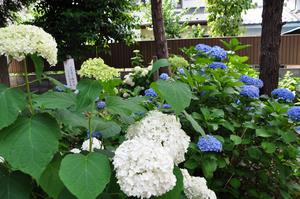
[
  {"xmin": 123, "ymin": 65, "xmax": 152, "ymax": 87},
  {"xmin": 195, "ymin": 44, "xmax": 212, "ymax": 54},
  {"xmin": 208, "ymin": 62, "xmax": 227, "ymax": 70},
  {"xmin": 113, "ymin": 137, "xmax": 176, "ymax": 198},
  {"xmin": 81, "ymin": 137, "xmax": 103, "ymax": 151},
  {"xmin": 144, "ymin": 88, "xmax": 158, "ymax": 98},
  {"xmin": 271, "ymin": 88, "xmax": 295, "ymax": 102},
  {"xmin": 287, "ymin": 106, "xmax": 300, "ymax": 121},
  {"xmin": 240, "ymin": 75, "xmax": 264, "ymax": 88},
  {"xmin": 159, "ymin": 73, "xmax": 169, "ymax": 80},
  {"xmin": 126, "ymin": 110, "xmax": 190, "ymax": 164},
  {"xmin": 168, "ymin": 55, "xmax": 189, "ymax": 68},
  {"xmin": 96, "ymin": 101, "xmax": 106, "ymax": 109},
  {"xmin": 161, "ymin": 104, "xmax": 172, "ymax": 109},
  {"xmin": 240, "ymin": 85, "xmax": 259, "ymax": 98},
  {"xmin": 195, "ymin": 44, "xmax": 227, "ymax": 61},
  {"xmin": 0, "ymin": 25, "xmax": 58, "ymax": 65},
  {"xmin": 181, "ymin": 169, "xmax": 217, "ymax": 199},
  {"xmin": 197, "ymin": 135, "xmax": 222, "ymax": 152},
  {"xmin": 78, "ymin": 58, "xmax": 119, "ymax": 82},
  {"xmin": 178, "ymin": 67, "xmax": 185, "ymax": 75}
]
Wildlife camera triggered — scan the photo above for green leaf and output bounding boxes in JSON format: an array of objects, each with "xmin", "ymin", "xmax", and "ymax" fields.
[
  {"xmin": 0, "ymin": 85, "xmax": 26, "ymax": 130},
  {"xmin": 230, "ymin": 178, "xmax": 241, "ymax": 189},
  {"xmin": 261, "ymin": 142, "xmax": 276, "ymax": 154},
  {"xmin": 34, "ymin": 91, "xmax": 76, "ymax": 109},
  {"xmin": 149, "ymin": 59, "xmax": 170, "ymax": 76},
  {"xmin": 247, "ymin": 147, "xmax": 262, "ymax": 160},
  {"xmin": 230, "ymin": 135, "xmax": 242, "ymax": 145},
  {"xmin": 106, "ymin": 96, "xmax": 146, "ymax": 116},
  {"xmin": 55, "ymin": 109, "xmax": 87, "ymax": 128},
  {"xmin": 156, "ymin": 167, "xmax": 183, "ymax": 199},
  {"xmin": 151, "ymin": 80, "xmax": 192, "ymax": 114},
  {"xmin": 0, "ymin": 114, "xmax": 60, "ymax": 179},
  {"xmin": 39, "ymin": 156, "xmax": 64, "ymax": 199},
  {"xmin": 31, "ymin": 54, "xmax": 44, "ymax": 81},
  {"xmin": 201, "ymin": 158, "xmax": 218, "ymax": 179},
  {"xmin": 281, "ymin": 132, "xmax": 297, "ymax": 143},
  {"xmin": 92, "ymin": 118, "xmax": 121, "ymax": 138},
  {"xmin": 0, "ymin": 167, "xmax": 32, "ymax": 199},
  {"xmin": 255, "ymin": 129, "xmax": 272, "ymax": 138},
  {"xmin": 59, "ymin": 153, "xmax": 111, "ymax": 199},
  {"xmin": 183, "ymin": 111, "xmax": 205, "ymax": 136},
  {"xmin": 76, "ymin": 79, "xmax": 102, "ymax": 110}
]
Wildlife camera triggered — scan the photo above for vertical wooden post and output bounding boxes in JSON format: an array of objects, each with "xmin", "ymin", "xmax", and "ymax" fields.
[
  {"xmin": 0, "ymin": 56, "xmax": 10, "ymax": 86},
  {"xmin": 151, "ymin": 0, "xmax": 171, "ymax": 75}
]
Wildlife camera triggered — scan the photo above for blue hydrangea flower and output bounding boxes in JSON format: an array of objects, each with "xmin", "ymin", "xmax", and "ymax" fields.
[
  {"xmin": 207, "ymin": 46, "xmax": 227, "ymax": 60},
  {"xmin": 195, "ymin": 43, "xmax": 212, "ymax": 54},
  {"xmin": 159, "ymin": 73, "xmax": 169, "ymax": 80},
  {"xmin": 162, "ymin": 104, "xmax": 172, "ymax": 109},
  {"xmin": 96, "ymin": 101, "xmax": 106, "ymax": 109},
  {"xmin": 144, "ymin": 88, "xmax": 158, "ymax": 97},
  {"xmin": 240, "ymin": 85, "xmax": 259, "ymax": 98},
  {"xmin": 287, "ymin": 106, "xmax": 300, "ymax": 121},
  {"xmin": 178, "ymin": 68, "xmax": 185, "ymax": 75},
  {"xmin": 208, "ymin": 62, "xmax": 227, "ymax": 70},
  {"xmin": 240, "ymin": 75, "xmax": 264, "ymax": 88},
  {"xmin": 236, "ymin": 99, "xmax": 241, "ymax": 105},
  {"xmin": 87, "ymin": 131, "xmax": 102, "ymax": 139},
  {"xmin": 197, "ymin": 135, "xmax": 222, "ymax": 152},
  {"xmin": 294, "ymin": 126, "xmax": 300, "ymax": 134},
  {"xmin": 271, "ymin": 88, "xmax": 295, "ymax": 102}
]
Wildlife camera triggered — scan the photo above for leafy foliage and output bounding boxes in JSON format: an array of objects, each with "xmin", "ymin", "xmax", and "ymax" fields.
[{"xmin": 207, "ymin": 0, "xmax": 253, "ymax": 36}]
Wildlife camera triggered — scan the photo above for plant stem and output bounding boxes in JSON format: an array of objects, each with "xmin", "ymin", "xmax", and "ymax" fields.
[
  {"xmin": 24, "ymin": 59, "xmax": 34, "ymax": 114},
  {"xmin": 88, "ymin": 114, "xmax": 93, "ymax": 152}
]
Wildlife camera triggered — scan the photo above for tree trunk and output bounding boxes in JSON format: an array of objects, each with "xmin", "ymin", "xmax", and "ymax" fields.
[
  {"xmin": 0, "ymin": 56, "xmax": 10, "ymax": 86},
  {"xmin": 259, "ymin": 0, "xmax": 284, "ymax": 95},
  {"xmin": 151, "ymin": 0, "xmax": 171, "ymax": 75}
]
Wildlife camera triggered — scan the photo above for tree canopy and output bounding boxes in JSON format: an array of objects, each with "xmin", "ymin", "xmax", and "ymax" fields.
[
  {"xmin": 33, "ymin": 0, "xmax": 138, "ymax": 61},
  {"xmin": 206, "ymin": 0, "xmax": 253, "ymax": 37}
]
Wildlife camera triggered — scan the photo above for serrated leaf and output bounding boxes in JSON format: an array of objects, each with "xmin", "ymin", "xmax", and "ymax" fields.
[
  {"xmin": 31, "ymin": 54, "xmax": 44, "ymax": 81},
  {"xmin": 151, "ymin": 80, "xmax": 192, "ymax": 114},
  {"xmin": 39, "ymin": 156, "xmax": 64, "ymax": 199},
  {"xmin": 156, "ymin": 167, "xmax": 183, "ymax": 199},
  {"xmin": 55, "ymin": 109, "xmax": 87, "ymax": 128},
  {"xmin": 201, "ymin": 158, "xmax": 218, "ymax": 179},
  {"xmin": 256, "ymin": 129, "xmax": 272, "ymax": 138},
  {"xmin": 230, "ymin": 135, "xmax": 242, "ymax": 145},
  {"xmin": 92, "ymin": 118, "xmax": 121, "ymax": 138},
  {"xmin": 0, "ymin": 85, "xmax": 26, "ymax": 130},
  {"xmin": 150, "ymin": 59, "xmax": 170, "ymax": 76},
  {"xmin": 261, "ymin": 142, "xmax": 276, "ymax": 154},
  {"xmin": 76, "ymin": 79, "xmax": 102, "ymax": 110},
  {"xmin": 0, "ymin": 114, "xmax": 60, "ymax": 179},
  {"xmin": 59, "ymin": 153, "xmax": 111, "ymax": 199},
  {"xmin": 34, "ymin": 91, "xmax": 76, "ymax": 109},
  {"xmin": 106, "ymin": 96, "xmax": 146, "ymax": 116}
]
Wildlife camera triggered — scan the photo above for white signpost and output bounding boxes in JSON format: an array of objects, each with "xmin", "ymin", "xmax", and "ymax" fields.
[{"xmin": 63, "ymin": 58, "xmax": 78, "ymax": 90}]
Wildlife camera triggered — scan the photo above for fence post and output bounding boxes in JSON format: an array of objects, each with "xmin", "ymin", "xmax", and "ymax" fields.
[{"xmin": 0, "ymin": 56, "xmax": 10, "ymax": 86}]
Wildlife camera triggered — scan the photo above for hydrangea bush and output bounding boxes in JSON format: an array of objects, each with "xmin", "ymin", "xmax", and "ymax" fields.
[{"xmin": 0, "ymin": 26, "xmax": 299, "ymax": 199}]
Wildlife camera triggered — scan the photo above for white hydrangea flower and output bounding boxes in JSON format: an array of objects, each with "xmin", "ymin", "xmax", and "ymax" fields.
[
  {"xmin": 181, "ymin": 169, "xmax": 217, "ymax": 199},
  {"xmin": 123, "ymin": 74, "xmax": 135, "ymax": 86},
  {"xmin": 126, "ymin": 110, "xmax": 190, "ymax": 164},
  {"xmin": 0, "ymin": 156, "xmax": 4, "ymax": 163},
  {"xmin": 0, "ymin": 25, "xmax": 58, "ymax": 65},
  {"xmin": 113, "ymin": 137, "xmax": 176, "ymax": 199},
  {"xmin": 70, "ymin": 148, "xmax": 81, "ymax": 154},
  {"xmin": 81, "ymin": 138, "xmax": 103, "ymax": 152}
]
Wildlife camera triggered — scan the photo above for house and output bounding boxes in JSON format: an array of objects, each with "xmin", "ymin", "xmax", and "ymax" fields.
[{"xmin": 139, "ymin": 0, "xmax": 300, "ymax": 38}]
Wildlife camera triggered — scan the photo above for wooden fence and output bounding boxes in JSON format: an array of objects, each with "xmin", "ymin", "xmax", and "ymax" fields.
[{"xmin": 6, "ymin": 34, "xmax": 300, "ymax": 73}]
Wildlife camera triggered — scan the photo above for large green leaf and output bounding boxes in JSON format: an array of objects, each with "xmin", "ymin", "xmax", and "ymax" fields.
[
  {"xmin": 0, "ymin": 85, "xmax": 26, "ymax": 130},
  {"xmin": 55, "ymin": 109, "xmax": 87, "ymax": 128},
  {"xmin": 156, "ymin": 167, "xmax": 183, "ymax": 199},
  {"xmin": 92, "ymin": 118, "xmax": 121, "ymax": 138},
  {"xmin": 59, "ymin": 153, "xmax": 111, "ymax": 199},
  {"xmin": 30, "ymin": 54, "xmax": 44, "ymax": 81},
  {"xmin": 183, "ymin": 111, "xmax": 205, "ymax": 136},
  {"xmin": 39, "ymin": 156, "xmax": 64, "ymax": 199},
  {"xmin": 76, "ymin": 79, "xmax": 102, "ymax": 110},
  {"xmin": 0, "ymin": 167, "xmax": 32, "ymax": 199},
  {"xmin": 0, "ymin": 114, "xmax": 60, "ymax": 179},
  {"xmin": 151, "ymin": 80, "xmax": 192, "ymax": 114},
  {"xmin": 106, "ymin": 96, "xmax": 146, "ymax": 116},
  {"xmin": 149, "ymin": 59, "xmax": 170, "ymax": 76},
  {"xmin": 34, "ymin": 91, "xmax": 76, "ymax": 109}
]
